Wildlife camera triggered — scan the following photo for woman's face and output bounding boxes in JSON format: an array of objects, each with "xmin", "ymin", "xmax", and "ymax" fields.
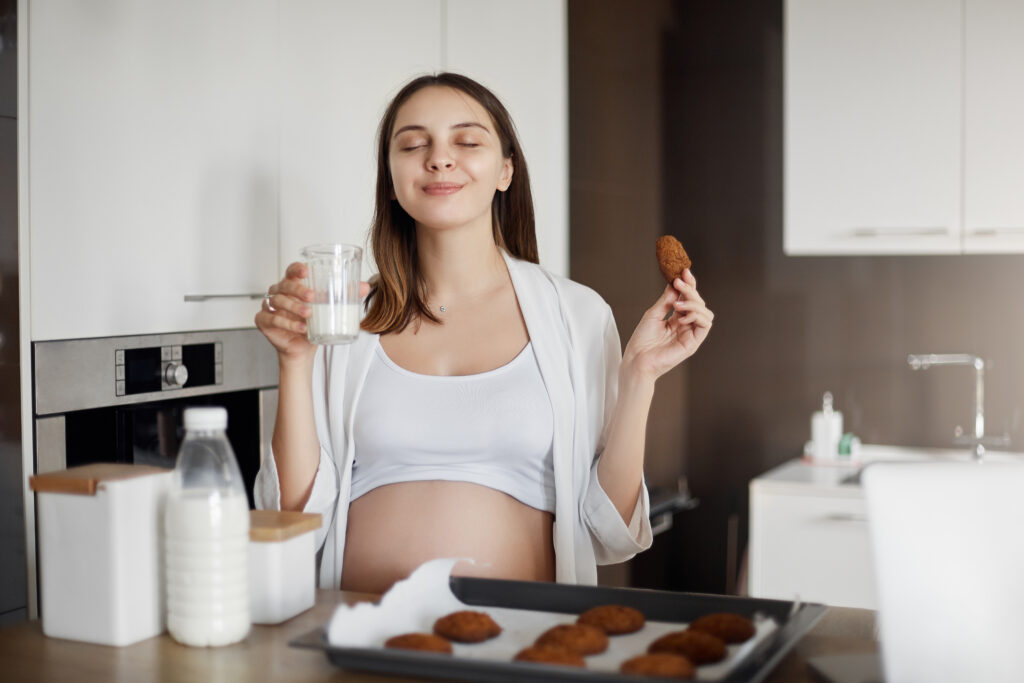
[{"xmin": 388, "ymin": 86, "xmax": 513, "ymax": 233}]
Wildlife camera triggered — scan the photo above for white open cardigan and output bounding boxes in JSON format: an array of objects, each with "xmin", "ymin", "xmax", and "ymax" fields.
[{"xmin": 255, "ymin": 250, "xmax": 653, "ymax": 587}]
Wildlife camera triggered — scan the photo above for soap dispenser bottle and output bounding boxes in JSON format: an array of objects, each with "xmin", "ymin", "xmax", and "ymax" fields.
[{"xmin": 811, "ymin": 392, "xmax": 844, "ymax": 462}]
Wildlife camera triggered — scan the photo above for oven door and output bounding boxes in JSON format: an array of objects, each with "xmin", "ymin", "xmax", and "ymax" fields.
[{"xmin": 36, "ymin": 388, "xmax": 275, "ymax": 507}]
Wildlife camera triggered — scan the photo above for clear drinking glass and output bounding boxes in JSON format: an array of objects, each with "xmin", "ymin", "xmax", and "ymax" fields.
[{"xmin": 301, "ymin": 244, "xmax": 363, "ymax": 344}]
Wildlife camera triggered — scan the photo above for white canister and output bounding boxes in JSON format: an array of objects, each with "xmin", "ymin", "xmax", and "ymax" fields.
[
  {"xmin": 248, "ymin": 510, "xmax": 322, "ymax": 624},
  {"xmin": 29, "ymin": 464, "xmax": 172, "ymax": 646}
]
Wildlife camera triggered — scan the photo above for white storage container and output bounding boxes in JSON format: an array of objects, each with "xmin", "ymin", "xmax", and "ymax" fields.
[
  {"xmin": 248, "ymin": 510, "xmax": 321, "ymax": 624},
  {"xmin": 29, "ymin": 464, "xmax": 173, "ymax": 646}
]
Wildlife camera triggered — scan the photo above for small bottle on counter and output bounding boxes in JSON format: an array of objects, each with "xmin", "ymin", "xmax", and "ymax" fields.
[{"xmin": 164, "ymin": 407, "xmax": 250, "ymax": 647}]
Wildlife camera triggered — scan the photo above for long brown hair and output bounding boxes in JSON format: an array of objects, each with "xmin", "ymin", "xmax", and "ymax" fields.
[{"xmin": 360, "ymin": 73, "xmax": 538, "ymax": 334}]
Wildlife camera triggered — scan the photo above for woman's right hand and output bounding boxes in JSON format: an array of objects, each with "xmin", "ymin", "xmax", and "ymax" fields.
[{"xmin": 255, "ymin": 262, "xmax": 316, "ymax": 363}]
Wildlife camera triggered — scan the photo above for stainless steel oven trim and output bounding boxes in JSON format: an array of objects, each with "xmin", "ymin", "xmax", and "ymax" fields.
[
  {"xmin": 34, "ymin": 328, "xmax": 279, "ymax": 415},
  {"xmin": 34, "ymin": 416, "xmax": 66, "ymax": 475}
]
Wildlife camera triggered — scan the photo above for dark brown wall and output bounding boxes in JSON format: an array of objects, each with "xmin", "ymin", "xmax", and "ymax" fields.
[{"xmin": 571, "ymin": 0, "xmax": 1024, "ymax": 594}]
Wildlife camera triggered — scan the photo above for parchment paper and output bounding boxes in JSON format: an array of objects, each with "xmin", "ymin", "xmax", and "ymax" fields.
[{"xmin": 326, "ymin": 558, "xmax": 777, "ymax": 680}]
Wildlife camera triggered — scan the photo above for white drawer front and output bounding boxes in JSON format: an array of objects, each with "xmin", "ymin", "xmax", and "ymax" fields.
[{"xmin": 750, "ymin": 491, "xmax": 877, "ymax": 609}]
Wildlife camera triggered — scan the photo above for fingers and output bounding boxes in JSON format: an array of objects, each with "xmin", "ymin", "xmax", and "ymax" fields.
[
  {"xmin": 284, "ymin": 261, "xmax": 309, "ymax": 280},
  {"xmin": 672, "ymin": 300, "xmax": 714, "ymax": 324},
  {"xmin": 265, "ymin": 291, "xmax": 311, "ymax": 320},
  {"xmin": 643, "ymin": 282, "xmax": 682, "ymax": 321},
  {"xmin": 255, "ymin": 307, "xmax": 307, "ymax": 336},
  {"xmin": 672, "ymin": 272, "xmax": 705, "ymax": 307},
  {"xmin": 255, "ymin": 263, "xmax": 315, "ymax": 339}
]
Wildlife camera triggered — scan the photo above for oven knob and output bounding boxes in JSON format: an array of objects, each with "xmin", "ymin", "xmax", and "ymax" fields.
[{"xmin": 164, "ymin": 362, "xmax": 189, "ymax": 387}]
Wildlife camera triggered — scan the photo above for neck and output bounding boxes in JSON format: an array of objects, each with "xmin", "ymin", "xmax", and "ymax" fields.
[{"xmin": 415, "ymin": 221, "xmax": 507, "ymax": 306}]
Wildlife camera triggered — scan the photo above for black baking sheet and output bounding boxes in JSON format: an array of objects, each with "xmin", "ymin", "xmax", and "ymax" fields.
[{"xmin": 291, "ymin": 576, "xmax": 826, "ymax": 682}]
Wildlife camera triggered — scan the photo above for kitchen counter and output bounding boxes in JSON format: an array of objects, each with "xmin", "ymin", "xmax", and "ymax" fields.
[{"xmin": 0, "ymin": 590, "xmax": 876, "ymax": 682}]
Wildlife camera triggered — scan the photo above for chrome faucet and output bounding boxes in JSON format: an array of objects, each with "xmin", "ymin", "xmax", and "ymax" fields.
[{"xmin": 907, "ymin": 354, "xmax": 987, "ymax": 460}]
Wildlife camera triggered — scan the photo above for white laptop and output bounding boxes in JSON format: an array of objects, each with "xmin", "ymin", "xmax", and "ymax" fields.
[{"xmin": 862, "ymin": 461, "xmax": 1024, "ymax": 683}]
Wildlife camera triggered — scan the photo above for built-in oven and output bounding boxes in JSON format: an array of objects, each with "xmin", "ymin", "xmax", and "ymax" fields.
[{"xmin": 33, "ymin": 329, "xmax": 278, "ymax": 506}]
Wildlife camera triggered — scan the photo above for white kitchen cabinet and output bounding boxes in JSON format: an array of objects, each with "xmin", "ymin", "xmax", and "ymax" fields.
[
  {"xmin": 963, "ymin": 0, "xmax": 1024, "ymax": 253},
  {"xmin": 446, "ymin": 0, "xmax": 568, "ymax": 275},
  {"xmin": 277, "ymin": 1, "xmax": 442, "ymax": 274},
  {"xmin": 28, "ymin": 1, "xmax": 279, "ymax": 340},
  {"xmin": 278, "ymin": 0, "xmax": 568, "ymax": 278},
  {"xmin": 749, "ymin": 459, "xmax": 877, "ymax": 609},
  {"xmin": 26, "ymin": 0, "xmax": 569, "ymax": 341},
  {"xmin": 785, "ymin": 0, "xmax": 963, "ymax": 256},
  {"xmin": 785, "ymin": 0, "xmax": 1024, "ymax": 256}
]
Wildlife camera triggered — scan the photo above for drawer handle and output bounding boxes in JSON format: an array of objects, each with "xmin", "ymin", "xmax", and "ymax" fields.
[
  {"xmin": 967, "ymin": 227, "xmax": 1024, "ymax": 237},
  {"xmin": 183, "ymin": 293, "xmax": 266, "ymax": 302},
  {"xmin": 849, "ymin": 227, "xmax": 949, "ymax": 238},
  {"xmin": 820, "ymin": 513, "xmax": 868, "ymax": 523}
]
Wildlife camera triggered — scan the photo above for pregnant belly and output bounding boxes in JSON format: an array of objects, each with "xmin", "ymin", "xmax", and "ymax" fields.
[{"xmin": 340, "ymin": 481, "xmax": 555, "ymax": 593}]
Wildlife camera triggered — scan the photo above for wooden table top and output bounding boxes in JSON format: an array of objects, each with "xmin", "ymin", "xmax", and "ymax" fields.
[{"xmin": 0, "ymin": 591, "xmax": 877, "ymax": 682}]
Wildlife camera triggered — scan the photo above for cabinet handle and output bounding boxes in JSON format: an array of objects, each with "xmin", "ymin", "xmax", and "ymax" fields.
[
  {"xmin": 820, "ymin": 513, "xmax": 868, "ymax": 523},
  {"xmin": 967, "ymin": 227, "xmax": 1024, "ymax": 237},
  {"xmin": 183, "ymin": 293, "xmax": 266, "ymax": 302},
  {"xmin": 849, "ymin": 227, "xmax": 949, "ymax": 238}
]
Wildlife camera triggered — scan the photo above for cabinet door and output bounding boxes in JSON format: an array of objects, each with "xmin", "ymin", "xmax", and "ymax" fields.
[
  {"xmin": 963, "ymin": 0, "xmax": 1024, "ymax": 253},
  {"xmin": 278, "ymin": 1, "xmax": 442, "ymax": 277},
  {"xmin": 749, "ymin": 489, "xmax": 877, "ymax": 609},
  {"xmin": 445, "ymin": 0, "xmax": 568, "ymax": 276},
  {"xmin": 784, "ymin": 0, "xmax": 962, "ymax": 255},
  {"xmin": 28, "ymin": 1, "xmax": 279, "ymax": 340}
]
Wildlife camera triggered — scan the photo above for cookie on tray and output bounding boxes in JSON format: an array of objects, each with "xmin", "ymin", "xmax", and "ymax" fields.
[
  {"xmin": 620, "ymin": 652, "xmax": 696, "ymax": 679},
  {"xmin": 687, "ymin": 612, "xmax": 755, "ymax": 644},
  {"xmin": 648, "ymin": 629, "xmax": 727, "ymax": 664},
  {"xmin": 577, "ymin": 604, "xmax": 646, "ymax": 635},
  {"xmin": 433, "ymin": 610, "xmax": 502, "ymax": 643},
  {"xmin": 535, "ymin": 623, "xmax": 609, "ymax": 655},
  {"xmin": 383, "ymin": 632, "xmax": 453, "ymax": 654},
  {"xmin": 514, "ymin": 644, "xmax": 586, "ymax": 668}
]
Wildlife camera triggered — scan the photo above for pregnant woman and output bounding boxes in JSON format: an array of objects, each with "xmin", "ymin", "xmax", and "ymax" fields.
[{"xmin": 254, "ymin": 72, "xmax": 713, "ymax": 592}]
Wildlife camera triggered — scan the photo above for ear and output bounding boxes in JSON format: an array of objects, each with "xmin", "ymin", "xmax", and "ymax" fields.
[{"xmin": 497, "ymin": 157, "xmax": 514, "ymax": 192}]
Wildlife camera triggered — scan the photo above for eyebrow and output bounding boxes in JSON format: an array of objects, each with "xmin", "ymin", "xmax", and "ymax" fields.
[{"xmin": 392, "ymin": 122, "xmax": 491, "ymax": 139}]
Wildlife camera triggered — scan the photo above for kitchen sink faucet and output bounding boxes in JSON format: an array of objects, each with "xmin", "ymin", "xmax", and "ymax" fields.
[{"xmin": 907, "ymin": 353, "xmax": 990, "ymax": 461}]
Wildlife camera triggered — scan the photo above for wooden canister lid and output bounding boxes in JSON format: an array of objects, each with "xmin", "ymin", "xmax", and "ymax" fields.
[
  {"xmin": 249, "ymin": 510, "xmax": 322, "ymax": 542},
  {"xmin": 29, "ymin": 463, "xmax": 171, "ymax": 496}
]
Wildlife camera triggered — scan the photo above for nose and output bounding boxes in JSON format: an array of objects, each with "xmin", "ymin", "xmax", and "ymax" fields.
[{"xmin": 427, "ymin": 146, "xmax": 455, "ymax": 172}]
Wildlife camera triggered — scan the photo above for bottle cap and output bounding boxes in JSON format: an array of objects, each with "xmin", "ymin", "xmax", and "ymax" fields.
[{"xmin": 183, "ymin": 406, "xmax": 228, "ymax": 431}]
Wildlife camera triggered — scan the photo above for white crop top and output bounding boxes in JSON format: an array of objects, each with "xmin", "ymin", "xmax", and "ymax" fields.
[{"xmin": 350, "ymin": 339, "xmax": 556, "ymax": 512}]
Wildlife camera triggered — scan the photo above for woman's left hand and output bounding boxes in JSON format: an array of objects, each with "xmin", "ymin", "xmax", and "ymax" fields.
[{"xmin": 622, "ymin": 269, "xmax": 714, "ymax": 383}]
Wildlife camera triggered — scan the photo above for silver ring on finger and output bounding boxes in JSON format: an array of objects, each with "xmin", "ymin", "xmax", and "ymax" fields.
[{"xmin": 263, "ymin": 294, "xmax": 276, "ymax": 313}]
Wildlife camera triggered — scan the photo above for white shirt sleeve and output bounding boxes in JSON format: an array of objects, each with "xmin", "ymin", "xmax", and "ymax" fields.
[
  {"xmin": 253, "ymin": 347, "xmax": 340, "ymax": 553},
  {"xmin": 580, "ymin": 303, "xmax": 653, "ymax": 564}
]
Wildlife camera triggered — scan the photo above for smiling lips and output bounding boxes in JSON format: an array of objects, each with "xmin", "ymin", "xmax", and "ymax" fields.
[{"xmin": 423, "ymin": 182, "xmax": 464, "ymax": 196}]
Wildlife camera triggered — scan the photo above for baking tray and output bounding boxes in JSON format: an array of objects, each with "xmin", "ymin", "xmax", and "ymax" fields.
[{"xmin": 291, "ymin": 576, "xmax": 826, "ymax": 682}]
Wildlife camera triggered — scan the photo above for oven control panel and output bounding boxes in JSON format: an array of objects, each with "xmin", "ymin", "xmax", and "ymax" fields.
[{"xmin": 115, "ymin": 342, "xmax": 223, "ymax": 396}]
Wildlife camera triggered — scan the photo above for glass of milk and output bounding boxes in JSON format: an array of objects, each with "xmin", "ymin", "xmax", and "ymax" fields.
[{"xmin": 301, "ymin": 243, "xmax": 363, "ymax": 344}]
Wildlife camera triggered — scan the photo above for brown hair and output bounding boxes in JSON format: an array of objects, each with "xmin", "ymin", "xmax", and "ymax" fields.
[{"xmin": 360, "ymin": 72, "xmax": 538, "ymax": 334}]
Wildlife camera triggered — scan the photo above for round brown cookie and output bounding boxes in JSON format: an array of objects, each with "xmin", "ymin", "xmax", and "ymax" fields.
[
  {"xmin": 655, "ymin": 235, "xmax": 692, "ymax": 284},
  {"xmin": 647, "ymin": 629, "xmax": 727, "ymax": 664},
  {"xmin": 383, "ymin": 632, "xmax": 453, "ymax": 654},
  {"xmin": 620, "ymin": 652, "xmax": 696, "ymax": 679},
  {"xmin": 687, "ymin": 612, "xmax": 755, "ymax": 644},
  {"xmin": 577, "ymin": 604, "xmax": 646, "ymax": 635},
  {"xmin": 535, "ymin": 623, "xmax": 609, "ymax": 655},
  {"xmin": 433, "ymin": 610, "xmax": 502, "ymax": 643},
  {"xmin": 513, "ymin": 645, "xmax": 586, "ymax": 668}
]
